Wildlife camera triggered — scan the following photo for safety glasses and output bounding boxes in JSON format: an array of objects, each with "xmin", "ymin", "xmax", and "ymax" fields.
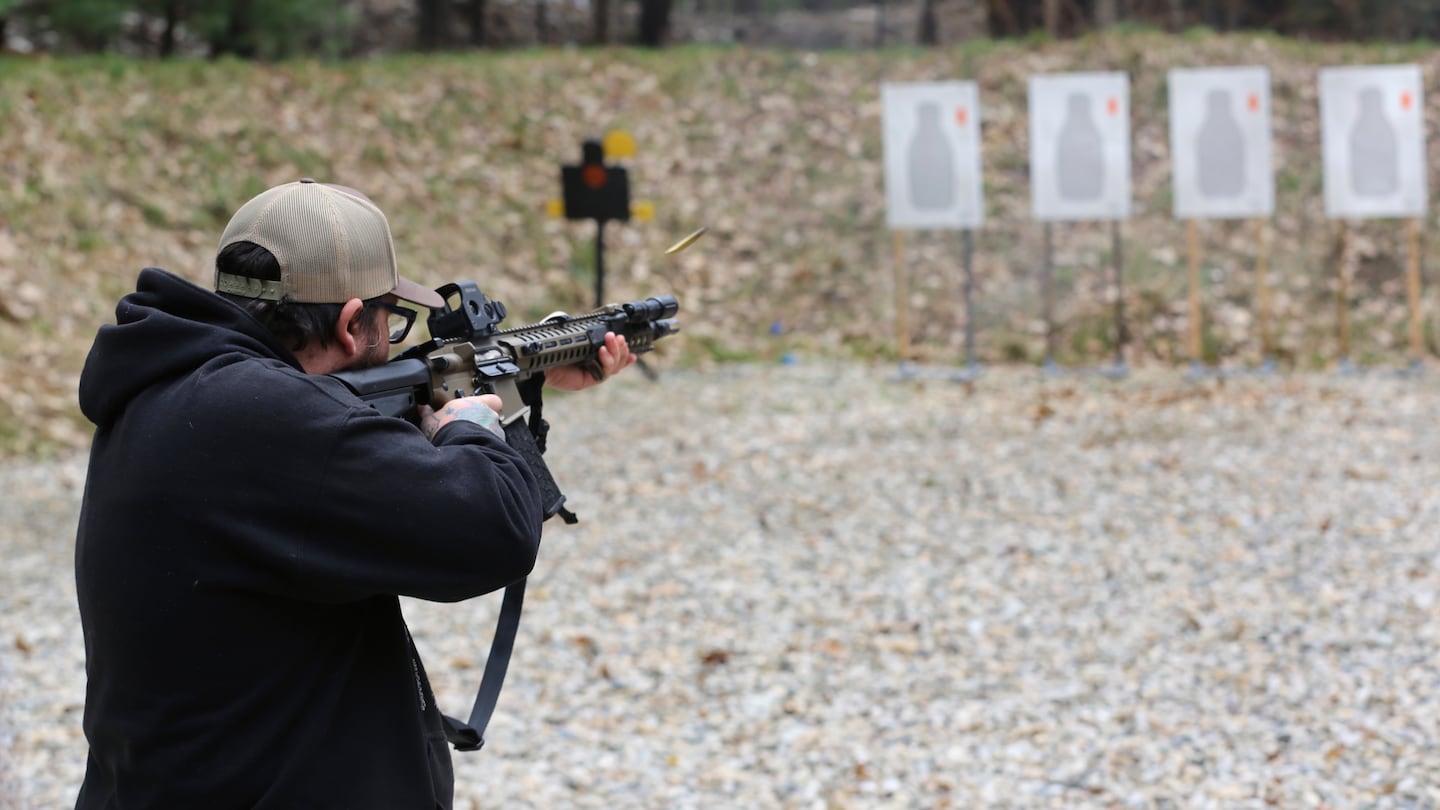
[{"xmin": 372, "ymin": 300, "xmax": 418, "ymax": 344}]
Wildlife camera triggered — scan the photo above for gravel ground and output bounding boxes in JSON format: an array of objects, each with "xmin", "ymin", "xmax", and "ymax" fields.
[{"xmin": 3, "ymin": 362, "xmax": 1440, "ymax": 809}]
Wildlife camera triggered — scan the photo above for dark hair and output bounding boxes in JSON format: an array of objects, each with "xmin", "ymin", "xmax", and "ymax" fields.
[{"xmin": 216, "ymin": 240, "xmax": 383, "ymax": 353}]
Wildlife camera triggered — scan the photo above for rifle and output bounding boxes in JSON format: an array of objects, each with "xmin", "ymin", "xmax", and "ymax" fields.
[
  {"xmin": 330, "ymin": 281, "xmax": 679, "ymax": 752},
  {"xmin": 333, "ymin": 281, "xmax": 679, "ymax": 523}
]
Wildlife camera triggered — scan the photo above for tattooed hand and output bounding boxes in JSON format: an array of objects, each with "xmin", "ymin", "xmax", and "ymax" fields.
[{"xmin": 419, "ymin": 394, "xmax": 505, "ymax": 442}]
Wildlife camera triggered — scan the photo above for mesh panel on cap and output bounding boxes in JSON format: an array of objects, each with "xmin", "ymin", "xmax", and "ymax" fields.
[{"xmin": 217, "ymin": 181, "xmax": 400, "ymax": 304}]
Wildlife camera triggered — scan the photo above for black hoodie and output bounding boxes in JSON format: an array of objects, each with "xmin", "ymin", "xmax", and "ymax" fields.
[{"xmin": 74, "ymin": 268, "xmax": 544, "ymax": 809}]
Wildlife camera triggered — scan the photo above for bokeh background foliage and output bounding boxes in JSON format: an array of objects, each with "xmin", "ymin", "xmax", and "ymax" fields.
[{"xmin": 3, "ymin": 32, "xmax": 1440, "ymax": 457}]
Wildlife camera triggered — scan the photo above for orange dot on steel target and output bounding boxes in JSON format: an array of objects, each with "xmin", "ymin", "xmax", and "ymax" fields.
[{"xmin": 581, "ymin": 164, "xmax": 609, "ymax": 189}]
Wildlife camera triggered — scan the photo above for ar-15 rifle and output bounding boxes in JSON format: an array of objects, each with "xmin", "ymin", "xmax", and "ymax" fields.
[
  {"xmin": 333, "ymin": 281, "xmax": 679, "ymax": 524},
  {"xmin": 330, "ymin": 281, "xmax": 679, "ymax": 753}
]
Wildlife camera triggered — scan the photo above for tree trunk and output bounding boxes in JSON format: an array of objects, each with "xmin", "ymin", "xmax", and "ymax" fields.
[
  {"xmin": 1246, "ymin": 0, "xmax": 1284, "ymax": 30},
  {"xmin": 159, "ymin": 1, "xmax": 181, "ymax": 58},
  {"xmin": 210, "ymin": 0, "xmax": 257, "ymax": 58},
  {"xmin": 591, "ymin": 0, "xmax": 611, "ymax": 43},
  {"xmin": 1042, "ymin": 0, "xmax": 1061, "ymax": 35},
  {"xmin": 917, "ymin": 0, "xmax": 938, "ymax": 44},
  {"xmin": 417, "ymin": 0, "xmax": 450, "ymax": 50},
  {"xmin": 986, "ymin": 0, "xmax": 1022, "ymax": 36},
  {"xmin": 536, "ymin": 0, "xmax": 549, "ymax": 45},
  {"xmin": 637, "ymin": 0, "xmax": 673, "ymax": 46},
  {"xmin": 1093, "ymin": 0, "xmax": 1117, "ymax": 26},
  {"xmin": 1221, "ymin": 0, "xmax": 1242, "ymax": 29},
  {"xmin": 466, "ymin": 0, "xmax": 487, "ymax": 46}
]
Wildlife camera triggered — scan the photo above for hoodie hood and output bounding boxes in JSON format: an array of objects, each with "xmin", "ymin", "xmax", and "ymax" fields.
[{"xmin": 79, "ymin": 268, "xmax": 301, "ymax": 429}]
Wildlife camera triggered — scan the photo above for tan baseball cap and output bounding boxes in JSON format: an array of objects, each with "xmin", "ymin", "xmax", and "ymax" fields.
[{"xmin": 216, "ymin": 179, "xmax": 444, "ymax": 309}]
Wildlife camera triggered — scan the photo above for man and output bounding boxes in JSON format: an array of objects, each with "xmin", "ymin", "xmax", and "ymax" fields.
[{"xmin": 74, "ymin": 179, "xmax": 634, "ymax": 808}]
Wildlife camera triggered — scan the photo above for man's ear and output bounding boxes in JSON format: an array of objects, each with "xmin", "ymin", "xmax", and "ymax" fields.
[{"xmin": 334, "ymin": 298, "xmax": 368, "ymax": 359}]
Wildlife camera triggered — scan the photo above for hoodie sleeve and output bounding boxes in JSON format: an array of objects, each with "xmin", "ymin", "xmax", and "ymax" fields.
[
  {"xmin": 294, "ymin": 402, "xmax": 546, "ymax": 603},
  {"xmin": 184, "ymin": 364, "xmax": 546, "ymax": 605}
]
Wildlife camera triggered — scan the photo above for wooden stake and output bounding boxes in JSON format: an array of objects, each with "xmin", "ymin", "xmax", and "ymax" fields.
[
  {"xmin": 1406, "ymin": 218, "xmax": 1423, "ymax": 362},
  {"xmin": 1187, "ymin": 219, "xmax": 1202, "ymax": 362},
  {"xmin": 961, "ymin": 229, "xmax": 977, "ymax": 368},
  {"xmin": 1043, "ymin": 223, "xmax": 1056, "ymax": 365},
  {"xmin": 1112, "ymin": 220, "xmax": 1126, "ymax": 370},
  {"xmin": 894, "ymin": 230, "xmax": 909, "ymax": 362},
  {"xmin": 1255, "ymin": 218, "xmax": 1272, "ymax": 359},
  {"xmin": 1337, "ymin": 221, "xmax": 1352, "ymax": 362}
]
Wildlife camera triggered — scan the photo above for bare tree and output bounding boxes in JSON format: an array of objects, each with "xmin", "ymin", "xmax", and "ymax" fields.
[
  {"xmin": 210, "ymin": 0, "xmax": 257, "ymax": 58},
  {"xmin": 592, "ymin": 0, "xmax": 610, "ymax": 43},
  {"xmin": 417, "ymin": 0, "xmax": 450, "ymax": 50},
  {"xmin": 465, "ymin": 0, "xmax": 486, "ymax": 46},
  {"xmin": 917, "ymin": 0, "xmax": 938, "ymax": 44},
  {"xmin": 1166, "ymin": 0, "xmax": 1184, "ymax": 29},
  {"xmin": 1043, "ymin": 0, "xmax": 1061, "ymax": 34},
  {"xmin": 1093, "ymin": 0, "xmax": 1119, "ymax": 26},
  {"xmin": 985, "ymin": 0, "xmax": 1021, "ymax": 36},
  {"xmin": 1219, "ymin": 0, "xmax": 1243, "ymax": 28},
  {"xmin": 637, "ymin": 0, "xmax": 673, "ymax": 46},
  {"xmin": 152, "ymin": 0, "xmax": 183, "ymax": 57}
]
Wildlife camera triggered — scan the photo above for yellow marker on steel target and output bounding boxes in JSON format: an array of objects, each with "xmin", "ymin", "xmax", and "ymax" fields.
[{"xmin": 603, "ymin": 130, "xmax": 636, "ymax": 160}]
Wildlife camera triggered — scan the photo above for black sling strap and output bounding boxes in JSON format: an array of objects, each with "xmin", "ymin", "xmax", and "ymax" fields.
[
  {"xmin": 440, "ymin": 372, "xmax": 575, "ymax": 752},
  {"xmin": 441, "ymin": 578, "xmax": 526, "ymax": 752}
]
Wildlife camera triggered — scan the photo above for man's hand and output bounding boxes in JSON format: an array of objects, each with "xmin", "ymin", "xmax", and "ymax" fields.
[
  {"xmin": 546, "ymin": 332, "xmax": 636, "ymax": 392},
  {"xmin": 419, "ymin": 394, "xmax": 505, "ymax": 441}
]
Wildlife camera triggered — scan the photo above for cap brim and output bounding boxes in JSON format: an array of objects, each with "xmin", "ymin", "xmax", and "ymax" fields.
[{"xmin": 393, "ymin": 276, "xmax": 445, "ymax": 310}]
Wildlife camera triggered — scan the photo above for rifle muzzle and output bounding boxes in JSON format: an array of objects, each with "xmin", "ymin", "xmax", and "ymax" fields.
[{"xmin": 623, "ymin": 295, "xmax": 679, "ymax": 322}]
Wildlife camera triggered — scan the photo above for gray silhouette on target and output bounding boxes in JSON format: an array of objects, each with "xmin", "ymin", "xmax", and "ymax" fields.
[
  {"xmin": 1057, "ymin": 93, "xmax": 1104, "ymax": 201},
  {"xmin": 1350, "ymin": 86, "xmax": 1399, "ymax": 198},
  {"xmin": 908, "ymin": 102, "xmax": 955, "ymax": 210},
  {"xmin": 1196, "ymin": 88, "xmax": 1245, "ymax": 198}
]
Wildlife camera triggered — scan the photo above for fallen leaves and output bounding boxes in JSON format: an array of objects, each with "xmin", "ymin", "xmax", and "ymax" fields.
[{"xmin": 2, "ymin": 37, "xmax": 1439, "ymax": 458}]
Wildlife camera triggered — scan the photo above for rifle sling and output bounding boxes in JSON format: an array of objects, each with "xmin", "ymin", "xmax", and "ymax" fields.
[
  {"xmin": 441, "ymin": 578, "xmax": 526, "ymax": 752},
  {"xmin": 442, "ymin": 371, "xmax": 571, "ymax": 752}
]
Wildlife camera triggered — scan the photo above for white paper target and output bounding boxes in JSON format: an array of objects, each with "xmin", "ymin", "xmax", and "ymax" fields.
[
  {"xmin": 1319, "ymin": 64, "xmax": 1428, "ymax": 219},
  {"xmin": 1168, "ymin": 66, "xmax": 1274, "ymax": 219},
  {"xmin": 1028, "ymin": 72, "xmax": 1131, "ymax": 222},
  {"xmin": 881, "ymin": 82, "xmax": 985, "ymax": 230}
]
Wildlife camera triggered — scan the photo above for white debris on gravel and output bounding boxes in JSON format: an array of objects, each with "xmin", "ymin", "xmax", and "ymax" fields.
[{"xmin": 3, "ymin": 362, "xmax": 1439, "ymax": 809}]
